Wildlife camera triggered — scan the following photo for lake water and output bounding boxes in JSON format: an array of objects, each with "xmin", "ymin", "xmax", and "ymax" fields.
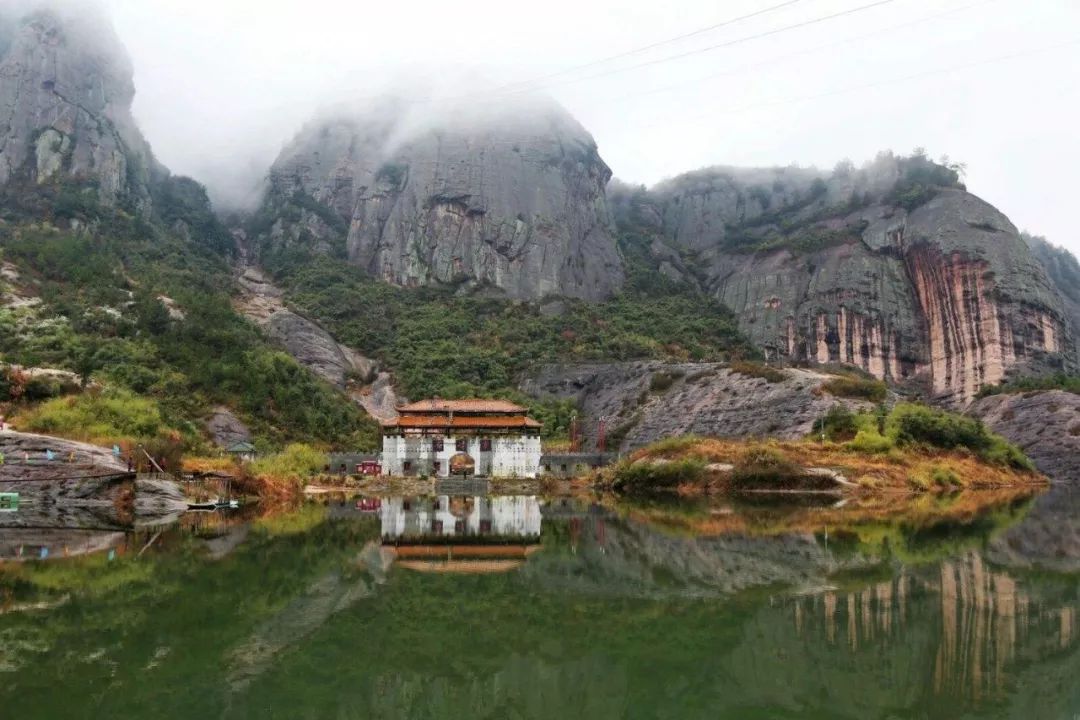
[{"xmin": 0, "ymin": 487, "xmax": 1077, "ymax": 719}]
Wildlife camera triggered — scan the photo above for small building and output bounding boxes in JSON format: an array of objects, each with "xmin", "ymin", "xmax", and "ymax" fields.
[
  {"xmin": 326, "ymin": 453, "xmax": 381, "ymax": 476},
  {"xmin": 226, "ymin": 441, "xmax": 257, "ymax": 462},
  {"xmin": 380, "ymin": 399, "xmax": 542, "ymax": 478}
]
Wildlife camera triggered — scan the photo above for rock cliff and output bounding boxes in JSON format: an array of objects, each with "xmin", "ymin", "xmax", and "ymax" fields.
[
  {"xmin": 258, "ymin": 96, "xmax": 624, "ymax": 300},
  {"xmin": 970, "ymin": 389, "xmax": 1080, "ymax": 481},
  {"xmin": 1024, "ymin": 233, "xmax": 1080, "ymax": 358},
  {"xmin": 0, "ymin": 4, "xmax": 156, "ymax": 207},
  {"xmin": 612, "ymin": 153, "xmax": 1076, "ymax": 404},
  {"xmin": 521, "ymin": 362, "xmax": 871, "ymax": 452}
]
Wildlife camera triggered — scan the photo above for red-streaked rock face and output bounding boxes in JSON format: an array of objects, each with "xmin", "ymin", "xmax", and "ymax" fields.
[{"xmin": 616, "ymin": 161, "xmax": 1077, "ymax": 406}]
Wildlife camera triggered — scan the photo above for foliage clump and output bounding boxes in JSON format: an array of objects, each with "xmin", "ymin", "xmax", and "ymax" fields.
[
  {"xmin": 837, "ymin": 403, "xmax": 1034, "ymax": 471},
  {"xmin": 611, "ymin": 457, "xmax": 706, "ymax": 492},
  {"xmin": 730, "ymin": 361, "xmax": 786, "ymax": 383},
  {"xmin": 730, "ymin": 446, "xmax": 805, "ymax": 489},
  {"xmin": 977, "ymin": 373, "xmax": 1080, "ymax": 398},
  {"xmin": 250, "ymin": 444, "xmax": 329, "ymax": 485},
  {"xmin": 819, "ymin": 376, "xmax": 888, "ymax": 402},
  {"xmin": 13, "ymin": 387, "xmax": 174, "ymax": 445}
]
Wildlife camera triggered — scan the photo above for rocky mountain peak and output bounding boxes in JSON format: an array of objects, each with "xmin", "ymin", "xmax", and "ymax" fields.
[
  {"xmin": 258, "ymin": 94, "xmax": 625, "ymax": 301},
  {"xmin": 612, "ymin": 153, "xmax": 1076, "ymax": 405},
  {"xmin": 0, "ymin": 3, "xmax": 156, "ymax": 208}
]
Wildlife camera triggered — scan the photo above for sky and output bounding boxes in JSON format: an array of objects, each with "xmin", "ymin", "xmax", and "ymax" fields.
[{"xmin": 96, "ymin": 0, "xmax": 1080, "ymax": 254}]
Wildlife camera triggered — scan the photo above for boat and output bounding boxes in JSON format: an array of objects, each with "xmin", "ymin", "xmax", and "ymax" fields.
[{"xmin": 0, "ymin": 492, "xmax": 18, "ymax": 512}]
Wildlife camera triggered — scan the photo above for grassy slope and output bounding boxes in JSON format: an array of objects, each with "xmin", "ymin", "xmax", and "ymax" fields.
[{"xmin": 0, "ymin": 179, "xmax": 378, "ymax": 451}]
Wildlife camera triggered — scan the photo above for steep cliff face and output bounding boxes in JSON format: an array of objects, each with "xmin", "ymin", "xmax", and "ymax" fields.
[
  {"xmin": 1024, "ymin": 233, "xmax": 1080, "ymax": 358},
  {"xmin": 259, "ymin": 97, "xmax": 624, "ymax": 300},
  {"xmin": 0, "ymin": 5, "xmax": 155, "ymax": 207},
  {"xmin": 614, "ymin": 154, "xmax": 1075, "ymax": 404}
]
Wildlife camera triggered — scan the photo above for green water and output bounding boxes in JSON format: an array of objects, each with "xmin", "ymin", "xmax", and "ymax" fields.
[{"xmin": 0, "ymin": 492, "xmax": 1078, "ymax": 719}]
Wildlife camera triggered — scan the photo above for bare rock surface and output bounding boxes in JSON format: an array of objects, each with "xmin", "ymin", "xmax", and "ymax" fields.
[
  {"xmin": 612, "ymin": 154, "xmax": 1075, "ymax": 405},
  {"xmin": 0, "ymin": 6, "xmax": 156, "ymax": 205},
  {"xmin": 522, "ymin": 362, "xmax": 870, "ymax": 451},
  {"xmin": 205, "ymin": 407, "xmax": 252, "ymax": 448},
  {"xmin": 969, "ymin": 390, "xmax": 1080, "ymax": 481},
  {"xmin": 259, "ymin": 96, "xmax": 624, "ymax": 301},
  {"xmin": 0, "ymin": 430, "xmax": 124, "ymax": 483},
  {"xmin": 235, "ymin": 265, "xmax": 378, "ymax": 389}
]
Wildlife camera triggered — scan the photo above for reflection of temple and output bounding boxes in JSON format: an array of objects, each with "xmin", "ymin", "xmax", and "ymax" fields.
[{"xmin": 380, "ymin": 495, "xmax": 543, "ymax": 573}]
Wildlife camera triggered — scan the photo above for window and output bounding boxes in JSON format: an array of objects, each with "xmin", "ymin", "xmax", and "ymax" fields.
[
  {"xmin": 455, "ymin": 438, "xmax": 468, "ymax": 452},
  {"xmin": 480, "ymin": 438, "xmax": 492, "ymax": 452},
  {"xmin": 480, "ymin": 519, "xmax": 492, "ymax": 534},
  {"xmin": 403, "ymin": 461, "xmax": 412, "ymax": 472},
  {"xmin": 432, "ymin": 438, "xmax": 444, "ymax": 452},
  {"xmin": 454, "ymin": 520, "xmax": 465, "ymax": 533},
  {"xmin": 431, "ymin": 520, "xmax": 443, "ymax": 533},
  {"xmin": 432, "ymin": 461, "xmax": 441, "ymax": 473}
]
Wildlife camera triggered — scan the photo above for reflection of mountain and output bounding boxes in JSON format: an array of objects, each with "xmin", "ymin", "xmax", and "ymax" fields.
[
  {"xmin": 524, "ymin": 506, "xmax": 874, "ymax": 598},
  {"xmin": 989, "ymin": 484, "xmax": 1080, "ymax": 574},
  {"xmin": 723, "ymin": 553, "xmax": 1080, "ymax": 718}
]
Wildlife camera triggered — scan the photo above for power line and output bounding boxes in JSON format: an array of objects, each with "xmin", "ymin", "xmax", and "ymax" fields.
[
  {"xmin": 641, "ymin": 37, "xmax": 1080, "ymax": 130},
  {"xmin": 491, "ymin": 0, "xmax": 810, "ymax": 94},
  {"xmin": 596, "ymin": 0, "xmax": 998, "ymax": 106},
  {"xmin": 492, "ymin": 0, "xmax": 902, "ymax": 99}
]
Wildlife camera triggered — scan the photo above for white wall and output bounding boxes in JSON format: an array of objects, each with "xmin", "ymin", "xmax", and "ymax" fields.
[{"xmin": 381, "ymin": 434, "xmax": 541, "ymax": 479}]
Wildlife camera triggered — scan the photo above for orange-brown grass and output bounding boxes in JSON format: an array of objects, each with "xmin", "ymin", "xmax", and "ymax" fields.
[
  {"xmin": 626, "ymin": 437, "xmax": 1046, "ymax": 493},
  {"xmin": 182, "ymin": 456, "xmax": 238, "ymax": 474}
]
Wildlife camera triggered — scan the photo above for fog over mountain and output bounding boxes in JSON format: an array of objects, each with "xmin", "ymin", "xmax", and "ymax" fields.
[
  {"xmin": 87, "ymin": 0, "xmax": 1080, "ymax": 256},
  {"xmin": 3, "ymin": 0, "xmax": 1077, "ymax": 257}
]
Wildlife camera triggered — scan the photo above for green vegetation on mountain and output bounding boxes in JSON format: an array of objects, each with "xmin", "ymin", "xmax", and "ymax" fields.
[
  {"xmin": 0, "ymin": 179, "xmax": 377, "ymax": 450},
  {"xmin": 259, "ymin": 241, "xmax": 758, "ymax": 404},
  {"xmin": 976, "ymin": 373, "xmax": 1080, "ymax": 398}
]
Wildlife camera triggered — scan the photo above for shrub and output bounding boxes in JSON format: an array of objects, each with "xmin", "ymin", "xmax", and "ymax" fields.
[
  {"xmin": 730, "ymin": 361, "xmax": 786, "ymax": 383},
  {"xmin": 643, "ymin": 435, "xmax": 703, "ymax": 456},
  {"xmin": 818, "ymin": 404, "xmax": 858, "ymax": 441},
  {"xmin": 819, "ymin": 376, "xmax": 888, "ymax": 402},
  {"xmin": 977, "ymin": 373, "xmax": 1080, "ymax": 397},
  {"xmin": 888, "ymin": 403, "xmax": 1034, "ymax": 471},
  {"xmin": 250, "ymin": 443, "xmax": 329, "ymax": 482},
  {"xmin": 649, "ymin": 371, "xmax": 681, "ymax": 393},
  {"xmin": 612, "ymin": 458, "xmax": 706, "ymax": 492},
  {"xmin": 730, "ymin": 446, "xmax": 802, "ymax": 488},
  {"xmin": 847, "ymin": 430, "xmax": 894, "ymax": 454},
  {"xmin": 930, "ymin": 465, "xmax": 964, "ymax": 489},
  {"xmin": 15, "ymin": 388, "xmax": 172, "ymax": 444}
]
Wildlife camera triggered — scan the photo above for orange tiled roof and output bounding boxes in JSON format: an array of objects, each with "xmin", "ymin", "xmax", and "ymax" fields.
[
  {"xmin": 383, "ymin": 414, "xmax": 541, "ymax": 429},
  {"xmin": 396, "ymin": 399, "xmax": 527, "ymax": 414}
]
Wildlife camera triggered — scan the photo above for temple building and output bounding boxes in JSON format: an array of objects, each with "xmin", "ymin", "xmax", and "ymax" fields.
[{"xmin": 380, "ymin": 399, "xmax": 542, "ymax": 478}]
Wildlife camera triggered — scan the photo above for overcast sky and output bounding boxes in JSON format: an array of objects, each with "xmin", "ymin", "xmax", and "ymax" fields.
[{"xmin": 99, "ymin": 0, "xmax": 1080, "ymax": 254}]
